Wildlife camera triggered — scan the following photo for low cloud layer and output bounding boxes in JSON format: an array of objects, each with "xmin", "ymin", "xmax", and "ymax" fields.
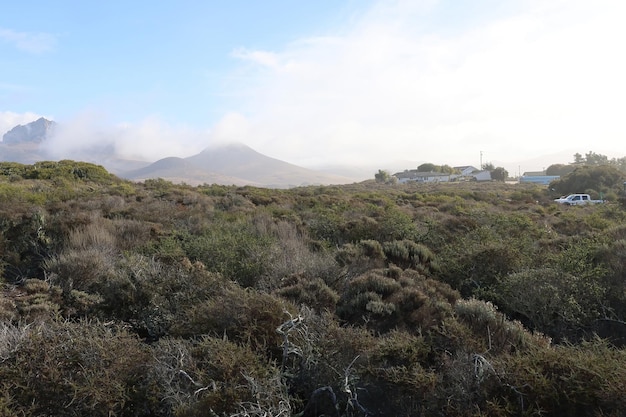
[
  {"xmin": 1, "ymin": 110, "xmax": 248, "ymax": 164},
  {"xmin": 40, "ymin": 112, "xmax": 212, "ymax": 162}
]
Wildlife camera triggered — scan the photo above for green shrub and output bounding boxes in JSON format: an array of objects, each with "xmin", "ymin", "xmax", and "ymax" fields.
[
  {"xmin": 454, "ymin": 298, "xmax": 551, "ymax": 353},
  {"xmin": 337, "ymin": 268, "xmax": 459, "ymax": 333},
  {"xmin": 493, "ymin": 268, "xmax": 606, "ymax": 340},
  {"xmin": 173, "ymin": 284, "xmax": 294, "ymax": 355},
  {"xmin": 382, "ymin": 239, "xmax": 438, "ymax": 272},
  {"xmin": 275, "ymin": 274, "xmax": 339, "ymax": 312},
  {"xmin": 171, "ymin": 217, "xmax": 275, "ymax": 287},
  {"xmin": 495, "ymin": 339, "xmax": 626, "ymax": 416}
]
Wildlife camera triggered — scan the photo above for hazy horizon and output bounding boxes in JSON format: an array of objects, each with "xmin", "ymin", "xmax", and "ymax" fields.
[{"xmin": 2, "ymin": 1, "xmax": 625, "ymax": 177}]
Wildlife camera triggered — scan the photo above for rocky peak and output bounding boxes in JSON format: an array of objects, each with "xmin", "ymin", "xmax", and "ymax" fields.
[{"xmin": 2, "ymin": 117, "xmax": 56, "ymax": 144}]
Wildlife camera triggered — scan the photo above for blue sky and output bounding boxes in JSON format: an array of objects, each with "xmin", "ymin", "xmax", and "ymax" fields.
[
  {"xmin": 2, "ymin": 1, "xmax": 357, "ymax": 124},
  {"xmin": 2, "ymin": 0, "xmax": 626, "ymax": 174}
]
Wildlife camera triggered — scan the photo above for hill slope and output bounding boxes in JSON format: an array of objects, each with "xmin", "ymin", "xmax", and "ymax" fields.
[{"xmin": 125, "ymin": 143, "xmax": 356, "ymax": 187}]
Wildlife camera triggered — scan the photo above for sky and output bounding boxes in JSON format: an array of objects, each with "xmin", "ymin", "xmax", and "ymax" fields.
[{"xmin": 1, "ymin": 0, "xmax": 625, "ymax": 176}]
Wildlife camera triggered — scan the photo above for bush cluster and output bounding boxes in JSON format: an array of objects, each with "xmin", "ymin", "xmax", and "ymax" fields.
[{"xmin": 1, "ymin": 161, "xmax": 626, "ymax": 416}]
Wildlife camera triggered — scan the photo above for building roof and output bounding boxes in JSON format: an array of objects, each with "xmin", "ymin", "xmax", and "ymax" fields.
[
  {"xmin": 454, "ymin": 165, "xmax": 478, "ymax": 171},
  {"xmin": 394, "ymin": 170, "xmax": 449, "ymax": 179}
]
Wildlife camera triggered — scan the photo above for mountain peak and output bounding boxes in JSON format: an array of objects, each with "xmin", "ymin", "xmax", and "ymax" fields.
[{"xmin": 2, "ymin": 117, "xmax": 56, "ymax": 144}]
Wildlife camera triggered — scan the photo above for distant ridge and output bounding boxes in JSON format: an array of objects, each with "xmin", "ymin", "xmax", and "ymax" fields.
[
  {"xmin": 124, "ymin": 143, "xmax": 356, "ymax": 188},
  {"xmin": 124, "ymin": 155, "xmax": 260, "ymax": 187},
  {"xmin": 2, "ymin": 117, "xmax": 56, "ymax": 144}
]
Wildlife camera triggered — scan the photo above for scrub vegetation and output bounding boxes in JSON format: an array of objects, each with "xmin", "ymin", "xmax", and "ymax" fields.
[{"xmin": 1, "ymin": 160, "xmax": 626, "ymax": 416}]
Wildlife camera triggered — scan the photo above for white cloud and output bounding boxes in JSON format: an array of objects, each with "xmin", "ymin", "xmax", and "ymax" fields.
[
  {"xmin": 115, "ymin": 117, "xmax": 210, "ymax": 161},
  {"xmin": 0, "ymin": 28, "xmax": 57, "ymax": 53},
  {"xmin": 227, "ymin": 0, "xmax": 626, "ymax": 173},
  {"xmin": 231, "ymin": 49, "xmax": 287, "ymax": 71},
  {"xmin": 42, "ymin": 111, "xmax": 211, "ymax": 162},
  {"xmin": 208, "ymin": 112, "xmax": 251, "ymax": 144}
]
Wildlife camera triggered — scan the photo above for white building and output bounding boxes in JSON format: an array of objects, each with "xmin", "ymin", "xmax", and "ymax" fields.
[{"xmin": 394, "ymin": 166, "xmax": 492, "ymax": 183}]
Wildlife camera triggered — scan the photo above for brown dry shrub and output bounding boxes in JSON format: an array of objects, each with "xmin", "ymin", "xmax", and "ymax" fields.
[
  {"xmin": 279, "ymin": 309, "xmax": 377, "ymax": 411},
  {"xmin": 495, "ymin": 339, "xmax": 626, "ymax": 416},
  {"xmin": 10, "ymin": 278, "xmax": 63, "ymax": 322},
  {"xmin": 109, "ymin": 218, "xmax": 156, "ymax": 251},
  {"xmin": 256, "ymin": 216, "xmax": 341, "ymax": 291},
  {"xmin": 151, "ymin": 336, "xmax": 283, "ymax": 417},
  {"xmin": 173, "ymin": 284, "xmax": 295, "ymax": 355},
  {"xmin": 67, "ymin": 218, "xmax": 117, "ymax": 251},
  {"xmin": 335, "ymin": 239, "xmax": 387, "ymax": 277},
  {"xmin": 0, "ymin": 320, "xmax": 152, "ymax": 417},
  {"xmin": 0, "ymin": 294, "xmax": 17, "ymax": 322},
  {"xmin": 45, "ymin": 246, "xmax": 118, "ymax": 296}
]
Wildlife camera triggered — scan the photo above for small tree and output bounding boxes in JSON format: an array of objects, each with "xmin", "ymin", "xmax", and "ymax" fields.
[
  {"xmin": 584, "ymin": 151, "xmax": 609, "ymax": 166},
  {"xmin": 573, "ymin": 152, "xmax": 584, "ymax": 164},
  {"xmin": 550, "ymin": 165, "xmax": 625, "ymax": 197},
  {"xmin": 439, "ymin": 164, "xmax": 459, "ymax": 174},
  {"xmin": 375, "ymin": 169, "xmax": 390, "ymax": 183},
  {"xmin": 490, "ymin": 167, "xmax": 508, "ymax": 182},
  {"xmin": 546, "ymin": 164, "xmax": 575, "ymax": 176},
  {"xmin": 374, "ymin": 169, "xmax": 397, "ymax": 184},
  {"xmin": 417, "ymin": 163, "xmax": 437, "ymax": 172}
]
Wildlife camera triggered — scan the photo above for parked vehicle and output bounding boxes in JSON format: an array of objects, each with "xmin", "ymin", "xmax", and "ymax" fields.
[{"xmin": 554, "ymin": 194, "xmax": 605, "ymax": 205}]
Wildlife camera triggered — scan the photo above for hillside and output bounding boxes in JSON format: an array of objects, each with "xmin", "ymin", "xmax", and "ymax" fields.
[
  {"xmin": 122, "ymin": 155, "xmax": 260, "ymax": 187},
  {"xmin": 1, "ymin": 162, "xmax": 626, "ymax": 416},
  {"xmin": 125, "ymin": 142, "xmax": 357, "ymax": 187}
]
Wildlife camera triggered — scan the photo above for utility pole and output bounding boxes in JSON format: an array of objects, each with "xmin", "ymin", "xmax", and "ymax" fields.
[{"xmin": 480, "ymin": 151, "xmax": 483, "ymax": 170}]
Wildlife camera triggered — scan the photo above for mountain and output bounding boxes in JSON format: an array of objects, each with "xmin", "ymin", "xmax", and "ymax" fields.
[
  {"xmin": 124, "ymin": 143, "xmax": 356, "ymax": 188},
  {"xmin": 0, "ymin": 118, "xmax": 357, "ymax": 187},
  {"xmin": 122, "ymin": 156, "xmax": 257, "ymax": 187},
  {"xmin": 0, "ymin": 118, "xmax": 57, "ymax": 164},
  {"xmin": 2, "ymin": 117, "xmax": 56, "ymax": 144}
]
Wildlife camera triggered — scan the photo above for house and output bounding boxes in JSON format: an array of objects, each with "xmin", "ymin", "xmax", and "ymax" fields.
[
  {"xmin": 453, "ymin": 166, "xmax": 491, "ymax": 181},
  {"xmin": 520, "ymin": 171, "xmax": 560, "ymax": 185},
  {"xmin": 454, "ymin": 166, "xmax": 480, "ymax": 176},
  {"xmin": 393, "ymin": 166, "xmax": 492, "ymax": 183},
  {"xmin": 471, "ymin": 170, "xmax": 492, "ymax": 182},
  {"xmin": 394, "ymin": 170, "xmax": 451, "ymax": 183}
]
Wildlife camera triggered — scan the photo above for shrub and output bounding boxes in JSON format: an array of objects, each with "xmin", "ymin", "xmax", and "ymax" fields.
[
  {"xmin": 493, "ymin": 268, "xmax": 606, "ymax": 340},
  {"xmin": 172, "ymin": 284, "xmax": 294, "ymax": 355},
  {"xmin": 337, "ymin": 268, "xmax": 459, "ymax": 333},
  {"xmin": 12, "ymin": 278, "xmax": 63, "ymax": 321},
  {"xmin": 175, "ymin": 217, "xmax": 275, "ymax": 287},
  {"xmin": 382, "ymin": 239, "xmax": 438, "ymax": 272},
  {"xmin": 454, "ymin": 298, "xmax": 551, "ymax": 353},
  {"xmin": 0, "ymin": 320, "xmax": 151, "ymax": 417},
  {"xmin": 495, "ymin": 339, "xmax": 626, "ymax": 416},
  {"xmin": 275, "ymin": 274, "xmax": 340, "ymax": 312},
  {"xmin": 151, "ymin": 336, "xmax": 283, "ymax": 416},
  {"xmin": 335, "ymin": 240, "xmax": 387, "ymax": 279},
  {"xmin": 255, "ymin": 216, "xmax": 341, "ymax": 291}
]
